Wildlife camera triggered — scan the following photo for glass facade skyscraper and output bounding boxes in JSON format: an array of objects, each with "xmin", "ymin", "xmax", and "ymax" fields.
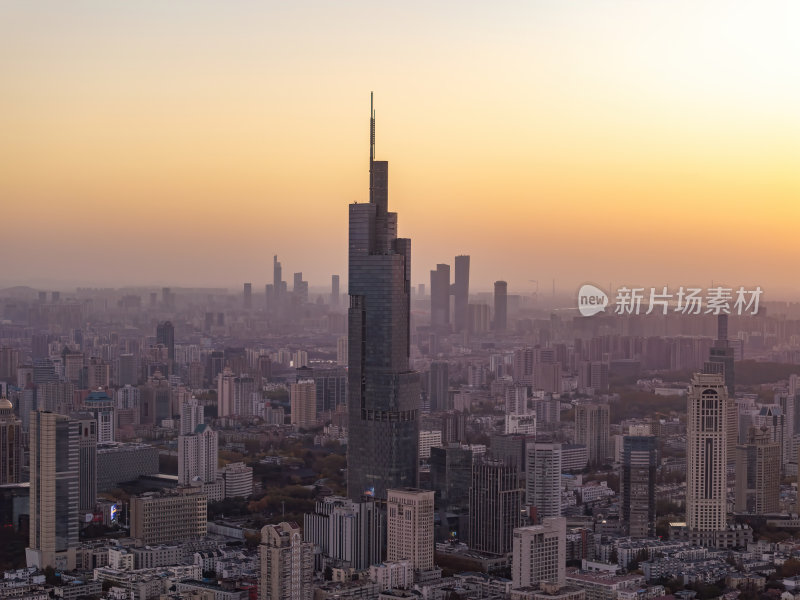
[{"xmin": 347, "ymin": 95, "xmax": 420, "ymax": 501}]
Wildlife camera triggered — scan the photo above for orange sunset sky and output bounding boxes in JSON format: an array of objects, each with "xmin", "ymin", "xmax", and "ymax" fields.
[{"xmin": 1, "ymin": 1, "xmax": 798, "ymax": 297}]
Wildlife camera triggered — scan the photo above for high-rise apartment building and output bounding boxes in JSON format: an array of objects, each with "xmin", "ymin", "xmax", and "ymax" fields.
[
  {"xmin": 493, "ymin": 281, "xmax": 508, "ymax": 333},
  {"xmin": 620, "ymin": 436, "xmax": 657, "ymax": 538},
  {"xmin": 217, "ymin": 368, "xmax": 236, "ymax": 417},
  {"xmin": 27, "ymin": 411, "xmax": 79, "ymax": 570},
  {"xmin": 430, "ymin": 264, "xmax": 451, "ymax": 331},
  {"xmin": 178, "ymin": 424, "xmax": 218, "ymax": 486},
  {"xmin": 453, "ymin": 255, "xmax": 470, "ymax": 333},
  {"xmin": 347, "ymin": 95, "xmax": 420, "ymax": 500},
  {"xmin": 735, "ymin": 426, "xmax": 780, "ymax": 514},
  {"xmin": 506, "ymin": 385, "xmax": 529, "ymax": 416},
  {"xmin": 260, "ymin": 522, "xmax": 314, "ymax": 600},
  {"xmin": 290, "ymin": 380, "xmax": 317, "ymax": 429},
  {"xmin": 386, "ymin": 488, "xmax": 435, "ymax": 573},
  {"xmin": 303, "ymin": 496, "xmax": 384, "ymax": 571},
  {"xmin": 526, "ymin": 443, "xmax": 562, "ymax": 519},
  {"xmin": 574, "ymin": 403, "xmax": 610, "ymax": 466},
  {"xmin": 84, "ymin": 389, "xmax": 115, "ymax": 443},
  {"xmin": 233, "ymin": 374, "xmax": 256, "ymax": 418},
  {"xmin": 686, "ymin": 373, "xmax": 728, "ymax": 535},
  {"xmin": 180, "ymin": 396, "xmax": 204, "ymax": 435},
  {"xmin": 512, "ymin": 517, "xmax": 567, "ymax": 589},
  {"xmin": 295, "ymin": 365, "xmax": 347, "ymax": 414},
  {"xmin": 0, "ymin": 397, "xmax": 22, "ymax": 484},
  {"xmin": 86, "ymin": 357, "xmax": 110, "ymax": 389},
  {"xmin": 468, "ymin": 459, "xmax": 523, "ymax": 556}
]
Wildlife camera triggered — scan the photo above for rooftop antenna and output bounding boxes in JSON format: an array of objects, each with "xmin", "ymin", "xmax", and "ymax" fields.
[{"xmin": 369, "ymin": 92, "xmax": 375, "ymax": 203}]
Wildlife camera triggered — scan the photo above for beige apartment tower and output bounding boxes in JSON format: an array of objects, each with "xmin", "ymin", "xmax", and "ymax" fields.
[
  {"xmin": 387, "ymin": 488, "xmax": 435, "ymax": 573},
  {"xmin": 735, "ymin": 426, "xmax": 780, "ymax": 514},
  {"xmin": 686, "ymin": 373, "xmax": 728, "ymax": 534},
  {"xmin": 512, "ymin": 517, "xmax": 567, "ymax": 589},
  {"xmin": 290, "ymin": 380, "xmax": 317, "ymax": 429},
  {"xmin": 260, "ymin": 522, "xmax": 314, "ymax": 600},
  {"xmin": 574, "ymin": 403, "xmax": 610, "ymax": 466},
  {"xmin": 26, "ymin": 411, "xmax": 79, "ymax": 571}
]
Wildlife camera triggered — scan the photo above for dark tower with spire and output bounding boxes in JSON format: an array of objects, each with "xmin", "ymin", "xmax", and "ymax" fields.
[{"xmin": 347, "ymin": 94, "xmax": 419, "ymax": 501}]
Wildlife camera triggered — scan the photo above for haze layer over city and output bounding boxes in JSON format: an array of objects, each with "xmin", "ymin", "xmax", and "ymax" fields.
[{"xmin": 2, "ymin": 1, "xmax": 799, "ymax": 296}]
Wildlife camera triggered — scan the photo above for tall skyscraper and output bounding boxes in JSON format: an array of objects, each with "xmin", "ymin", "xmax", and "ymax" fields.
[
  {"xmin": 574, "ymin": 403, "xmax": 610, "ymax": 466},
  {"xmin": 156, "ymin": 321, "xmax": 175, "ymax": 363},
  {"xmin": 243, "ymin": 283, "xmax": 253, "ymax": 310},
  {"xmin": 347, "ymin": 94, "xmax": 420, "ymax": 501},
  {"xmin": 735, "ymin": 426, "xmax": 780, "ymax": 514},
  {"xmin": 430, "ymin": 264, "xmax": 451, "ymax": 331},
  {"xmin": 453, "ymin": 255, "xmax": 470, "ymax": 333},
  {"xmin": 468, "ymin": 458, "xmax": 524, "ymax": 556},
  {"xmin": 686, "ymin": 373, "xmax": 728, "ymax": 538},
  {"xmin": 0, "ymin": 396, "xmax": 22, "ymax": 484},
  {"xmin": 526, "ymin": 443, "xmax": 562, "ymax": 519},
  {"xmin": 27, "ymin": 411, "xmax": 79, "ymax": 570},
  {"xmin": 493, "ymin": 281, "xmax": 508, "ymax": 332},
  {"xmin": 386, "ymin": 488, "xmax": 435, "ymax": 573},
  {"xmin": 260, "ymin": 522, "xmax": 314, "ymax": 600},
  {"xmin": 512, "ymin": 517, "xmax": 567, "ymax": 589},
  {"xmin": 620, "ymin": 435, "xmax": 657, "ymax": 538}
]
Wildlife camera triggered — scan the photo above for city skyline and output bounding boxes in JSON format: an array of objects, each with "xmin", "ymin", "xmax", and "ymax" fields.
[
  {"xmin": 5, "ymin": 0, "xmax": 800, "ymax": 592},
  {"xmin": 2, "ymin": 1, "xmax": 799, "ymax": 295}
]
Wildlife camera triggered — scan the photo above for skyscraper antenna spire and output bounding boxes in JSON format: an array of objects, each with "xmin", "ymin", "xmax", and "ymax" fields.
[
  {"xmin": 370, "ymin": 92, "xmax": 375, "ymax": 163},
  {"xmin": 369, "ymin": 92, "xmax": 375, "ymax": 203}
]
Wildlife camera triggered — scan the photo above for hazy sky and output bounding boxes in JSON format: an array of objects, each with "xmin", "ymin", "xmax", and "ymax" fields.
[{"xmin": 2, "ymin": 1, "xmax": 798, "ymax": 297}]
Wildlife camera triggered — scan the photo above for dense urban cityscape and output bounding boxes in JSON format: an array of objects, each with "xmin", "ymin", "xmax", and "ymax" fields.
[
  {"xmin": 2, "ymin": 94, "xmax": 800, "ymax": 600},
  {"xmin": 3, "ymin": 2, "xmax": 799, "ymax": 600}
]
